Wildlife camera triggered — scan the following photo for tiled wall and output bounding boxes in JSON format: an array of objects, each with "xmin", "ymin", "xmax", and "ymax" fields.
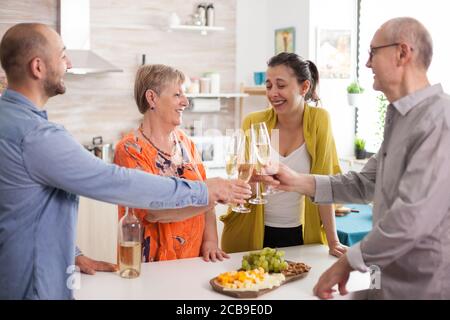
[{"xmin": 0, "ymin": 0, "xmax": 237, "ymax": 145}]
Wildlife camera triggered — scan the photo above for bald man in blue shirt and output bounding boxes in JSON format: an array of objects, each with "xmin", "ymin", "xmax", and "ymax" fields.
[{"xmin": 0, "ymin": 23, "xmax": 251, "ymax": 299}]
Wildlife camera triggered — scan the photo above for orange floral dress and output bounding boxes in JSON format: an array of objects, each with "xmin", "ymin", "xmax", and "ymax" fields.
[{"xmin": 114, "ymin": 128, "xmax": 206, "ymax": 262}]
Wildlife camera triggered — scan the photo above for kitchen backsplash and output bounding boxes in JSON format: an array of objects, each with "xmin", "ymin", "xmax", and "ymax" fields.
[{"xmin": 0, "ymin": 0, "xmax": 237, "ymax": 145}]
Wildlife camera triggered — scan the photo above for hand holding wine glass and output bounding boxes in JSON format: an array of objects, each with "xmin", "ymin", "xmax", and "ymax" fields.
[
  {"xmin": 250, "ymin": 162, "xmax": 280, "ymax": 185},
  {"xmin": 174, "ymin": 132, "xmax": 251, "ymax": 206},
  {"xmin": 259, "ymin": 162, "xmax": 316, "ymax": 196},
  {"xmin": 205, "ymin": 178, "xmax": 252, "ymax": 205}
]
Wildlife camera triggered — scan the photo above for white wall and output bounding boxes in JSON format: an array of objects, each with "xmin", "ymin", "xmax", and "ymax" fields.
[
  {"xmin": 356, "ymin": 0, "xmax": 450, "ymax": 152},
  {"xmin": 309, "ymin": 0, "xmax": 357, "ymax": 157},
  {"xmin": 267, "ymin": 0, "xmax": 311, "ymax": 58},
  {"xmin": 235, "ymin": 0, "xmax": 270, "ymax": 116},
  {"xmin": 236, "ymin": 0, "xmax": 270, "ymax": 86},
  {"xmin": 236, "ymin": 0, "xmax": 357, "ymax": 157}
]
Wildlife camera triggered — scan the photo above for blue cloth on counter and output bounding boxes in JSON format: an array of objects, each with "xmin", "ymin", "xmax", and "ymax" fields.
[
  {"xmin": 336, "ymin": 204, "xmax": 372, "ymax": 246},
  {"xmin": 0, "ymin": 89, "xmax": 208, "ymax": 300}
]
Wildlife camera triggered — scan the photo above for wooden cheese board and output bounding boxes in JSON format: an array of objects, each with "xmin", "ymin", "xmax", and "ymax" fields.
[{"xmin": 210, "ymin": 261, "xmax": 311, "ymax": 298}]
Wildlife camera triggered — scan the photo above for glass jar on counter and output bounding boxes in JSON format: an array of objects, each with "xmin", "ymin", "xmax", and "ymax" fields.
[
  {"xmin": 204, "ymin": 72, "xmax": 220, "ymax": 94},
  {"xmin": 188, "ymin": 77, "xmax": 200, "ymax": 94},
  {"xmin": 199, "ymin": 77, "xmax": 211, "ymax": 94}
]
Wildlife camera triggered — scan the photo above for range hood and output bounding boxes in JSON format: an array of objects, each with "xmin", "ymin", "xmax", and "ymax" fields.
[{"xmin": 59, "ymin": 0, "xmax": 122, "ymax": 75}]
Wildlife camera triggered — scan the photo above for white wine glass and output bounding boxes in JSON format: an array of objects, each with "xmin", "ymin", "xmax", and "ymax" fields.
[
  {"xmin": 249, "ymin": 122, "xmax": 270, "ymax": 204},
  {"xmin": 225, "ymin": 132, "xmax": 240, "ymax": 180},
  {"xmin": 172, "ymin": 131, "xmax": 204, "ymax": 182},
  {"xmin": 170, "ymin": 131, "xmax": 184, "ymax": 167},
  {"xmin": 232, "ymin": 131, "xmax": 253, "ymax": 213}
]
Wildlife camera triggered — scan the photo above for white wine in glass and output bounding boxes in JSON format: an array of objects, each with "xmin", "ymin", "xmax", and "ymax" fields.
[
  {"xmin": 255, "ymin": 143, "xmax": 270, "ymax": 166},
  {"xmin": 232, "ymin": 131, "xmax": 253, "ymax": 213},
  {"xmin": 225, "ymin": 133, "xmax": 241, "ymax": 179},
  {"xmin": 225, "ymin": 153, "xmax": 238, "ymax": 178},
  {"xmin": 237, "ymin": 163, "xmax": 253, "ymax": 183},
  {"xmin": 249, "ymin": 122, "xmax": 270, "ymax": 204}
]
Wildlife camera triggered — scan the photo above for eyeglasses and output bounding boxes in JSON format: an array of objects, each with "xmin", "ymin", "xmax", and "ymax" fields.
[{"xmin": 368, "ymin": 43, "xmax": 401, "ymax": 61}]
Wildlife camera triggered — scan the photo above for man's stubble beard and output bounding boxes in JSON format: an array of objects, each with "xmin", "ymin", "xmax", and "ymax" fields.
[{"xmin": 43, "ymin": 67, "xmax": 66, "ymax": 97}]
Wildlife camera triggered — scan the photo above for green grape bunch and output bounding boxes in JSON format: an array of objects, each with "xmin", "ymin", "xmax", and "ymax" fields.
[{"xmin": 241, "ymin": 247, "xmax": 289, "ymax": 273}]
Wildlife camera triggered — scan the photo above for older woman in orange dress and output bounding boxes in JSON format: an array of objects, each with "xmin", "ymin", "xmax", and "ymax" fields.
[{"xmin": 114, "ymin": 64, "xmax": 229, "ymax": 262}]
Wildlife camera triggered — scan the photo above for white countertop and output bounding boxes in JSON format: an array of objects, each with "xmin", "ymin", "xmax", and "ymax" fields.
[{"xmin": 74, "ymin": 244, "xmax": 370, "ymax": 300}]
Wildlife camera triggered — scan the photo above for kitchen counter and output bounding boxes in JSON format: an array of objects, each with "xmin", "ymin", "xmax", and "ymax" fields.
[{"xmin": 74, "ymin": 244, "xmax": 370, "ymax": 300}]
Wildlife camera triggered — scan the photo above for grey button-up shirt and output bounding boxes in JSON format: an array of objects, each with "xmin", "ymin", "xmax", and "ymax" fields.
[
  {"xmin": 0, "ymin": 89, "xmax": 208, "ymax": 299},
  {"xmin": 315, "ymin": 84, "xmax": 450, "ymax": 299}
]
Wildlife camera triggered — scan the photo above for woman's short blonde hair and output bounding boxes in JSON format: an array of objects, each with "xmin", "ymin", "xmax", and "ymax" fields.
[{"xmin": 134, "ymin": 64, "xmax": 185, "ymax": 114}]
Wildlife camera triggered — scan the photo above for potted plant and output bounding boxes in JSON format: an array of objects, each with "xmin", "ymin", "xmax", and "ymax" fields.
[
  {"xmin": 347, "ymin": 81, "xmax": 364, "ymax": 107},
  {"xmin": 354, "ymin": 137, "xmax": 367, "ymax": 160}
]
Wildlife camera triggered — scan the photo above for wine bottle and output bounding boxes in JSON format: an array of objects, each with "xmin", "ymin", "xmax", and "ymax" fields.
[{"xmin": 118, "ymin": 207, "xmax": 142, "ymax": 279}]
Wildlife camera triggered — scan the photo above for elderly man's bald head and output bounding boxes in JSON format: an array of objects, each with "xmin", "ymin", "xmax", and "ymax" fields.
[
  {"xmin": 0, "ymin": 23, "xmax": 56, "ymax": 82},
  {"xmin": 380, "ymin": 17, "xmax": 433, "ymax": 70}
]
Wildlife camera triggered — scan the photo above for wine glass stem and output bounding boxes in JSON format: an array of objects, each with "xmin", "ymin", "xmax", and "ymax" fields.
[{"xmin": 255, "ymin": 181, "xmax": 261, "ymax": 200}]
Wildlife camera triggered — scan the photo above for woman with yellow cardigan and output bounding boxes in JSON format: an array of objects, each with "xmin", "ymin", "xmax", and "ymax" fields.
[{"xmin": 221, "ymin": 52, "xmax": 347, "ymax": 257}]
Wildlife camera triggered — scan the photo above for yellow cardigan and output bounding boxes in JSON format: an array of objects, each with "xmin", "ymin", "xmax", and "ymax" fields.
[{"xmin": 220, "ymin": 104, "xmax": 341, "ymax": 253}]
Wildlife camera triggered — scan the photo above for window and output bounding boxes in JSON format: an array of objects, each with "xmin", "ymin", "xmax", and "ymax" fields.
[{"xmin": 357, "ymin": 0, "xmax": 450, "ymax": 153}]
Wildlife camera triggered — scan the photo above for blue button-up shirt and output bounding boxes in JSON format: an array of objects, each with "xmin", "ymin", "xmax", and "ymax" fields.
[{"xmin": 0, "ymin": 89, "xmax": 208, "ymax": 299}]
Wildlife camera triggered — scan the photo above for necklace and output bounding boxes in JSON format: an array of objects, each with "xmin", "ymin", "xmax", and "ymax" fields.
[{"xmin": 138, "ymin": 125, "xmax": 173, "ymax": 158}]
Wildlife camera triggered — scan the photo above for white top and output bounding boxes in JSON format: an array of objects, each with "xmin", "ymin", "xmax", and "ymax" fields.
[
  {"xmin": 74, "ymin": 244, "xmax": 369, "ymax": 300},
  {"xmin": 264, "ymin": 144, "xmax": 311, "ymax": 228}
]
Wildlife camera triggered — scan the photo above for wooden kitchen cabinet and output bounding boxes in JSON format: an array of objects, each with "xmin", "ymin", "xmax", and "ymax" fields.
[{"xmin": 76, "ymin": 197, "xmax": 118, "ymax": 263}]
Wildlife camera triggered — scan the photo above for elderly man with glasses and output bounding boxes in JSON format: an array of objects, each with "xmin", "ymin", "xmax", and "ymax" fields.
[{"xmin": 261, "ymin": 17, "xmax": 450, "ymax": 299}]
